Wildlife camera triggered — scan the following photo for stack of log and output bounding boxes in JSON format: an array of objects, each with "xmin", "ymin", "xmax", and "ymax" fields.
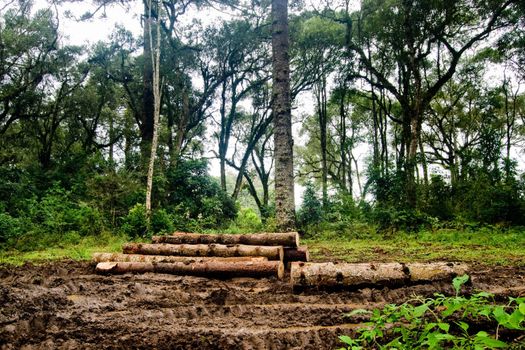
[
  {"xmin": 93, "ymin": 232, "xmax": 469, "ymax": 289},
  {"xmin": 93, "ymin": 231, "xmax": 308, "ymax": 280}
]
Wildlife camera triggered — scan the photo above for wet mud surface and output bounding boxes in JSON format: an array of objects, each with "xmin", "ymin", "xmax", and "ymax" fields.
[{"xmin": 1, "ymin": 261, "xmax": 524, "ymax": 349}]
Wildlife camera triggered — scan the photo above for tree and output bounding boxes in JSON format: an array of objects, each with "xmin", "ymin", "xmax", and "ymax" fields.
[
  {"xmin": 272, "ymin": 0, "xmax": 295, "ymax": 231},
  {"xmin": 145, "ymin": 0, "xmax": 161, "ymax": 224},
  {"xmin": 340, "ymin": 0, "xmax": 519, "ymax": 209}
]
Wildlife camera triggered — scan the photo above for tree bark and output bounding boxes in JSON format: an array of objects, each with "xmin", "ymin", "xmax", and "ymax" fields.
[
  {"xmin": 92, "ymin": 253, "xmax": 268, "ymax": 263},
  {"xmin": 290, "ymin": 262, "xmax": 469, "ymax": 289},
  {"xmin": 272, "ymin": 0, "xmax": 295, "ymax": 231},
  {"xmin": 406, "ymin": 262, "xmax": 468, "ymax": 282},
  {"xmin": 122, "ymin": 243, "xmax": 284, "ymax": 261},
  {"xmin": 141, "ymin": 0, "xmax": 155, "ymax": 164},
  {"xmin": 96, "ymin": 260, "xmax": 285, "ymax": 279},
  {"xmin": 145, "ymin": 0, "xmax": 161, "ymax": 223},
  {"xmin": 152, "ymin": 232, "xmax": 299, "ymax": 247},
  {"xmin": 283, "ymin": 246, "xmax": 309, "ymax": 262}
]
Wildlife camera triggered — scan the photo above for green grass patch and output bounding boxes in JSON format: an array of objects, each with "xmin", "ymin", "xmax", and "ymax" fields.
[
  {"xmin": 305, "ymin": 228, "xmax": 525, "ymax": 266},
  {"xmin": 0, "ymin": 232, "xmax": 129, "ymax": 265}
]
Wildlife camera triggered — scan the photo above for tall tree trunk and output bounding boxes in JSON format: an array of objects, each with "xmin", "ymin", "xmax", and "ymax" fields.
[
  {"xmin": 272, "ymin": 0, "xmax": 295, "ymax": 231},
  {"xmin": 316, "ymin": 77, "xmax": 328, "ymax": 207},
  {"xmin": 141, "ymin": 0, "xmax": 155, "ymax": 168},
  {"xmin": 145, "ymin": 0, "xmax": 161, "ymax": 224}
]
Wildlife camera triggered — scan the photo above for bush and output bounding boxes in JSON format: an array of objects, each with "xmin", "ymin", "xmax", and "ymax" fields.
[
  {"xmin": 120, "ymin": 203, "xmax": 148, "ymax": 238},
  {"xmin": 234, "ymin": 207, "xmax": 263, "ymax": 231},
  {"xmin": 297, "ymin": 181, "xmax": 323, "ymax": 229}
]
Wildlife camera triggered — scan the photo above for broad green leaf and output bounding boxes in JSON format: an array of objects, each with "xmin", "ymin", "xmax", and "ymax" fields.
[
  {"xmin": 457, "ymin": 321, "xmax": 469, "ymax": 332},
  {"xmin": 475, "ymin": 332, "xmax": 508, "ymax": 348},
  {"xmin": 519, "ymin": 302, "xmax": 525, "ymax": 315},
  {"xmin": 453, "ymin": 274, "xmax": 469, "ymax": 295},
  {"xmin": 338, "ymin": 335, "xmax": 354, "ymax": 345},
  {"xmin": 413, "ymin": 304, "xmax": 429, "ymax": 317},
  {"xmin": 437, "ymin": 323, "xmax": 450, "ymax": 332}
]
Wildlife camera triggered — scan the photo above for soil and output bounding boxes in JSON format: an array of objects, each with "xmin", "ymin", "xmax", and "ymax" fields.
[{"xmin": 0, "ymin": 261, "xmax": 523, "ymax": 350}]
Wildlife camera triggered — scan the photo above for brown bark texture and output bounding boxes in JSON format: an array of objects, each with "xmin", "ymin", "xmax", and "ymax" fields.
[
  {"xmin": 406, "ymin": 262, "xmax": 468, "ymax": 282},
  {"xmin": 152, "ymin": 232, "xmax": 299, "ymax": 247},
  {"xmin": 283, "ymin": 246, "xmax": 309, "ymax": 262},
  {"xmin": 96, "ymin": 260, "xmax": 285, "ymax": 279},
  {"xmin": 272, "ymin": 0, "xmax": 295, "ymax": 231},
  {"xmin": 92, "ymin": 253, "xmax": 268, "ymax": 264},
  {"xmin": 290, "ymin": 262, "xmax": 469, "ymax": 289},
  {"xmin": 122, "ymin": 243, "xmax": 284, "ymax": 261}
]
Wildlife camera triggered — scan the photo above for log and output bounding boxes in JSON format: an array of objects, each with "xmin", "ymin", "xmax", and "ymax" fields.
[
  {"xmin": 152, "ymin": 232, "xmax": 299, "ymax": 247},
  {"xmin": 96, "ymin": 260, "xmax": 285, "ymax": 279},
  {"xmin": 290, "ymin": 262, "xmax": 471, "ymax": 289},
  {"xmin": 290, "ymin": 262, "xmax": 407, "ymax": 289},
  {"xmin": 283, "ymin": 246, "xmax": 309, "ymax": 262},
  {"xmin": 406, "ymin": 262, "xmax": 469, "ymax": 282},
  {"xmin": 92, "ymin": 252, "xmax": 268, "ymax": 264},
  {"xmin": 122, "ymin": 243, "xmax": 284, "ymax": 261}
]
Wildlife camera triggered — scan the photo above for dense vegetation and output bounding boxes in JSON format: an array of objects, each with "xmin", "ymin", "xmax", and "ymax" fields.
[{"xmin": 1, "ymin": 0, "xmax": 524, "ymax": 254}]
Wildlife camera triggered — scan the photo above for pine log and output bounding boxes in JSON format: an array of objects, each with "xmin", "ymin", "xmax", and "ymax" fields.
[
  {"xmin": 152, "ymin": 232, "xmax": 299, "ymax": 247},
  {"xmin": 96, "ymin": 260, "xmax": 285, "ymax": 279},
  {"xmin": 283, "ymin": 246, "xmax": 309, "ymax": 262},
  {"xmin": 406, "ymin": 262, "xmax": 469, "ymax": 282},
  {"xmin": 122, "ymin": 243, "xmax": 284, "ymax": 261},
  {"xmin": 290, "ymin": 262, "xmax": 407, "ymax": 289},
  {"xmin": 92, "ymin": 252, "xmax": 268, "ymax": 264},
  {"xmin": 290, "ymin": 262, "xmax": 470, "ymax": 289}
]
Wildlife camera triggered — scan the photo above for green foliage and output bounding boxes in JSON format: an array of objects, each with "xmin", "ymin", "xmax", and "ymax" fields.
[
  {"xmin": 339, "ymin": 276, "xmax": 525, "ymax": 349},
  {"xmin": 164, "ymin": 160, "xmax": 237, "ymax": 230},
  {"xmin": 297, "ymin": 182, "xmax": 323, "ymax": 232},
  {"xmin": 234, "ymin": 207, "xmax": 263, "ymax": 231},
  {"xmin": 120, "ymin": 203, "xmax": 148, "ymax": 238}
]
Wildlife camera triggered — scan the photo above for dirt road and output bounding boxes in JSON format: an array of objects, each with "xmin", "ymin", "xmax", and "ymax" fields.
[{"xmin": 1, "ymin": 261, "xmax": 523, "ymax": 349}]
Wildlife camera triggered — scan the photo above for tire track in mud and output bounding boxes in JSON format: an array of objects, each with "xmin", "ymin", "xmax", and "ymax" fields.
[{"xmin": 1, "ymin": 261, "xmax": 523, "ymax": 349}]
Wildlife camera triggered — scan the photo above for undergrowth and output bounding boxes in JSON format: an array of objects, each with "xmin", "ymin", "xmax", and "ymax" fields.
[{"xmin": 339, "ymin": 275, "xmax": 525, "ymax": 349}]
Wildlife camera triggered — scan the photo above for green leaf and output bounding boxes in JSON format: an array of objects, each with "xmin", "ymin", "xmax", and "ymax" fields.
[
  {"xmin": 507, "ymin": 309, "xmax": 524, "ymax": 329},
  {"xmin": 338, "ymin": 335, "xmax": 354, "ymax": 346},
  {"xmin": 452, "ymin": 274, "xmax": 469, "ymax": 295},
  {"xmin": 457, "ymin": 321, "xmax": 469, "ymax": 332},
  {"xmin": 493, "ymin": 306, "xmax": 509, "ymax": 324},
  {"xmin": 474, "ymin": 332, "xmax": 508, "ymax": 348},
  {"xmin": 437, "ymin": 323, "xmax": 450, "ymax": 332},
  {"xmin": 519, "ymin": 303, "xmax": 525, "ymax": 315},
  {"xmin": 414, "ymin": 304, "xmax": 429, "ymax": 317}
]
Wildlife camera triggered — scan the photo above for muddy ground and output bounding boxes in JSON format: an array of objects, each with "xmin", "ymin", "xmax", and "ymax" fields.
[{"xmin": 0, "ymin": 261, "xmax": 524, "ymax": 350}]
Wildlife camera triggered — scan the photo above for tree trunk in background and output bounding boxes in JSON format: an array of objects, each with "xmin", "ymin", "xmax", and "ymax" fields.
[
  {"xmin": 145, "ymin": 0, "xmax": 161, "ymax": 224},
  {"xmin": 141, "ymin": 0, "xmax": 155, "ymax": 167},
  {"xmin": 272, "ymin": 0, "xmax": 295, "ymax": 231}
]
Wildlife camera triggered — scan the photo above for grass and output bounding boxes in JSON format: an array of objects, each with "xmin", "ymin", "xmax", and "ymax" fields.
[
  {"xmin": 0, "ymin": 227, "xmax": 523, "ymax": 266},
  {"xmin": 305, "ymin": 228, "xmax": 525, "ymax": 266},
  {"xmin": 0, "ymin": 232, "xmax": 129, "ymax": 265}
]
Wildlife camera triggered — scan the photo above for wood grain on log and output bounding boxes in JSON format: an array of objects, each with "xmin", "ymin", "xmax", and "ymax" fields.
[
  {"xmin": 92, "ymin": 253, "xmax": 268, "ymax": 264},
  {"xmin": 152, "ymin": 232, "xmax": 299, "ymax": 247},
  {"xmin": 290, "ymin": 262, "xmax": 406, "ymax": 289},
  {"xmin": 406, "ymin": 262, "xmax": 469, "ymax": 282},
  {"xmin": 122, "ymin": 243, "xmax": 284, "ymax": 261},
  {"xmin": 96, "ymin": 260, "xmax": 285, "ymax": 279},
  {"xmin": 290, "ymin": 262, "xmax": 470, "ymax": 289}
]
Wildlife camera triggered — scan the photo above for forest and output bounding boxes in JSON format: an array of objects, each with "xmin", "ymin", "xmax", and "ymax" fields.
[
  {"xmin": 1, "ymin": 0, "xmax": 524, "ymax": 349},
  {"xmin": 1, "ymin": 0, "xmax": 524, "ymax": 251}
]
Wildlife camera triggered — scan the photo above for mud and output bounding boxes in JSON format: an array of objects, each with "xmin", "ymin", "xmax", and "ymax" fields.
[{"xmin": 0, "ymin": 261, "xmax": 523, "ymax": 349}]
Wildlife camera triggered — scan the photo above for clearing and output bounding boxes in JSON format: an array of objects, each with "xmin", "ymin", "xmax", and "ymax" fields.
[{"xmin": 1, "ymin": 260, "xmax": 523, "ymax": 349}]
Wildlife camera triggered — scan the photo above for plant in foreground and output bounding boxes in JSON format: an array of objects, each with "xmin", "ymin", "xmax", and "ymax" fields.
[{"xmin": 339, "ymin": 275, "xmax": 525, "ymax": 349}]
